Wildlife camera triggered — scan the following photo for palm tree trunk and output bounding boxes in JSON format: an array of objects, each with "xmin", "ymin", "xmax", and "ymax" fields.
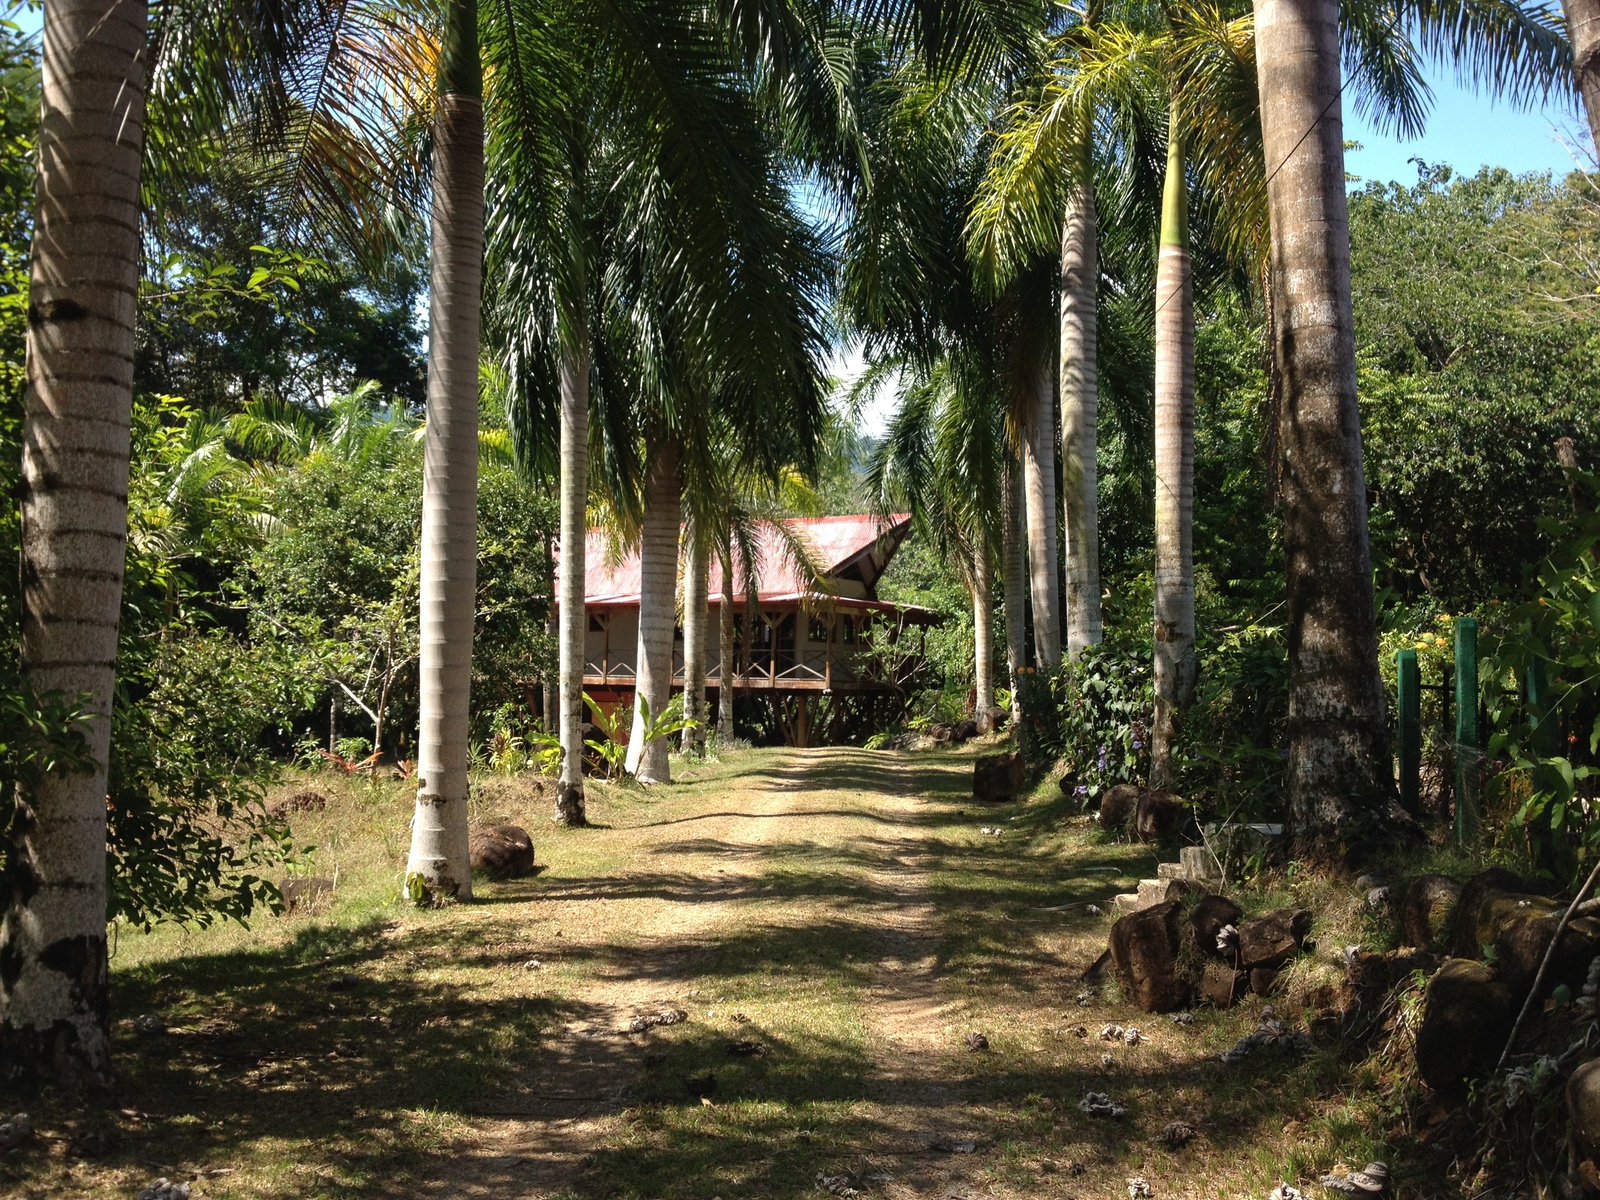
[
  {"xmin": 681, "ymin": 519, "xmax": 708, "ymax": 755},
  {"xmin": 718, "ymin": 539, "xmax": 736, "ymax": 742},
  {"xmin": 1001, "ymin": 449, "xmax": 1027, "ymax": 727},
  {"xmin": 1149, "ymin": 113, "xmax": 1196, "ymax": 792},
  {"xmin": 1563, "ymin": 0, "xmax": 1600, "ymax": 146},
  {"xmin": 626, "ymin": 435, "xmax": 681, "ymax": 782},
  {"xmin": 1060, "ymin": 167, "xmax": 1102, "ymax": 658},
  {"xmin": 1, "ymin": 0, "xmax": 147, "ymax": 1084},
  {"xmin": 406, "ymin": 0, "xmax": 482, "ymax": 903},
  {"xmin": 555, "ymin": 331, "xmax": 590, "ymax": 825},
  {"xmin": 972, "ymin": 539, "xmax": 996, "ymax": 729},
  {"xmin": 1255, "ymin": 0, "xmax": 1391, "ymax": 845},
  {"xmin": 1022, "ymin": 338, "xmax": 1062, "ymax": 668},
  {"xmin": 542, "ymin": 534, "xmax": 558, "ymax": 725}
]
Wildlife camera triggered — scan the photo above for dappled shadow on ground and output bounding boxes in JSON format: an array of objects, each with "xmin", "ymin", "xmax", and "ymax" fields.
[
  {"xmin": 1, "ymin": 917, "xmax": 637, "ymax": 1195},
  {"xmin": 0, "ymin": 746, "xmax": 1318, "ymax": 1200}
]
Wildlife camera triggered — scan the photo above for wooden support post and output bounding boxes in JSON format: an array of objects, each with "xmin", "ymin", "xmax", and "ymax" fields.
[
  {"xmin": 1397, "ymin": 648, "xmax": 1420, "ymax": 816},
  {"xmin": 1454, "ymin": 616, "xmax": 1479, "ymax": 846}
]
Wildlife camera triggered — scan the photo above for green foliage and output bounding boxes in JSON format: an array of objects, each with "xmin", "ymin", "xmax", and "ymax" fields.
[
  {"xmin": 107, "ymin": 634, "xmax": 304, "ymax": 929},
  {"xmin": 877, "ymin": 533, "xmax": 979, "ymax": 718},
  {"xmin": 583, "ymin": 696, "xmax": 632, "ymax": 780},
  {"xmin": 1173, "ymin": 622, "xmax": 1289, "ymax": 823},
  {"xmin": 475, "ymin": 703, "xmax": 560, "ymax": 777},
  {"xmin": 582, "ymin": 693, "xmax": 698, "ymax": 780},
  {"xmin": 1350, "ymin": 165, "xmax": 1600, "ymax": 609},
  {"xmin": 138, "ymin": 166, "xmax": 426, "ymax": 411},
  {"xmin": 1471, "ymin": 504, "xmax": 1600, "ymax": 879},
  {"xmin": 473, "ymin": 460, "xmax": 557, "ymax": 725},
  {"xmin": 1021, "ymin": 646, "xmax": 1152, "ymax": 800}
]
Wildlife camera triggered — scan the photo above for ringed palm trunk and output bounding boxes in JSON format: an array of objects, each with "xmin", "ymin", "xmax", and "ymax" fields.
[
  {"xmin": 1001, "ymin": 449, "xmax": 1027, "ymax": 728},
  {"xmin": 1060, "ymin": 158, "xmax": 1102, "ymax": 658},
  {"xmin": 542, "ymin": 535, "xmax": 558, "ymax": 725},
  {"xmin": 1022, "ymin": 339, "xmax": 1062, "ymax": 668},
  {"xmin": 971, "ymin": 538, "xmax": 996, "ymax": 730},
  {"xmin": 626, "ymin": 436, "xmax": 681, "ymax": 783},
  {"xmin": 1254, "ymin": 0, "xmax": 1391, "ymax": 845},
  {"xmin": 554, "ymin": 330, "xmax": 590, "ymax": 825},
  {"xmin": 406, "ymin": 0, "xmax": 483, "ymax": 903},
  {"xmin": 0, "ymin": 0, "xmax": 148, "ymax": 1083},
  {"xmin": 1149, "ymin": 115, "xmax": 1196, "ymax": 792},
  {"xmin": 681, "ymin": 520, "xmax": 708, "ymax": 756},
  {"xmin": 1562, "ymin": 0, "xmax": 1600, "ymax": 147},
  {"xmin": 717, "ymin": 539, "xmax": 736, "ymax": 742}
]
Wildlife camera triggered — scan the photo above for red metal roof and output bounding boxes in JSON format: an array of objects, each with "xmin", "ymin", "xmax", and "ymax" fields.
[{"xmin": 562, "ymin": 514, "xmax": 916, "ymax": 608}]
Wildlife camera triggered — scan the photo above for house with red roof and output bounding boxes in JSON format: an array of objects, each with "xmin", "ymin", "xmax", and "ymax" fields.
[{"xmin": 561, "ymin": 513, "xmax": 940, "ymax": 745}]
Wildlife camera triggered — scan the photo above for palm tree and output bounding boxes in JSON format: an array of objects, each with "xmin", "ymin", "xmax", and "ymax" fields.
[
  {"xmin": 1001, "ymin": 446, "xmax": 1027, "ymax": 724},
  {"xmin": 866, "ymin": 354, "xmax": 1003, "ymax": 728},
  {"xmin": 484, "ymin": 0, "xmax": 835, "ymax": 816},
  {"xmin": 1020, "ymin": 327, "xmax": 1061, "ymax": 667},
  {"xmin": 681, "ymin": 515, "xmax": 709, "ymax": 755},
  {"xmin": 1563, "ymin": 0, "xmax": 1600, "ymax": 139},
  {"xmin": 554, "ymin": 329, "xmax": 590, "ymax": 823},
  {"xmin": 1253, "ymin": 0, "xmax": 1389, "ymax": 841},
  {"xmin": 1150, "ymin": 102, "xmax": 1195, "ymax": 789},
  {"xmin": 717, "ymin": 551, "xmax": 737, "ymax": 740},
  {"xmin": 839, "ymin": 64, "xmax": 1053, "ymax": 717},
  {"xmin": 1251, "ymin": 0, "xmax": 1566, "ymax": 843},
  {"xmin": 625, "ymin": 434, "xmax": 682, "ymax": 782},
  {"xmin": 406, "ymin": 0, "xmax": 484, "ymax": 901},
  {"xmin": 1059, "ymin": 128, "xmax": 1102, "ymax": 656},
  {"xmin": 1, "ymin": 0, "xmax": 148, "ymax": 1081}
]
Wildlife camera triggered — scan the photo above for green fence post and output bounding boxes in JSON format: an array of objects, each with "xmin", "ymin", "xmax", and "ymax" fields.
[
  {"xmin": 1525, "ymin": 650, "xmax": 1559, "ymax": 873},
  {"xmin": 1527, "ymin": 654, "xmax": 1551, "ymax": 751},
  {"xmin": 1455, "ymin": 616, "xmax": 1479, "ymax": 846},
  {"xmin": 1397, "ymin": 648, "xmax": 1421, "ymax": 816}
]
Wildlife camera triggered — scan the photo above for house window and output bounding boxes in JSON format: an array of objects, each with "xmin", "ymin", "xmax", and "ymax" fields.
[
  {"xmin": 808, "ymin": 616, "xmax": 830, "ymax": 643},
  {"xmin": 840, "ymin": 615, "xmax": 855, "ymax": 644},
  {"xmin": 588, "ymin": 613, "xmax": 605, "ymax": 632}
]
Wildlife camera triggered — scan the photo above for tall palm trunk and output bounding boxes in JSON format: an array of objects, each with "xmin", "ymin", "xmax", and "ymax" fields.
[
  {"xmin": 542, "ymin": 535, "xmax": 558, "ymax": 725},
  {"xmin": 0, "ymin": 0, "xmax": 148, "ymax": 1083},
  {"xmin": 1562, "ymin": 0, "xmax": 1600, "ymax": 146},
  {"xmin": 626, "ymin": 435, "xmax": 681, "ymax": 782},
  {"xmin": 972, "ymin": 538, "xmax": 996, "ymax": 729},
  {"xmin": 555, "ymin": 331, "xmax": 590, "ymax": 825},
  {"xmin": 1022, "ymin": 338, "xmax": 1062, "ymax": 668},
  {"xmin": 406, "ymin": 0, "xmax": 483, "ymax": 902},
  {"xmin": 681, "ymin": 519, "xmax": 708, "ymax": 755},
  {"xmin": 1255, "ymin": 0, "xmax": 1390, "ymax": 845},
  {"xmin": 1060, "ymin": 163, "xmax": 1102, "ymax": 658},
  {"xmin": 1001, "ymin": 449, "xmax": 1027, "ymax": 727},
  {"xmin": 1149, "ymin": 114, "xmax": 1196, "ymax": 791},
  {"xmin": 717, "ymin": 539, "xmax": 736, "ymax": 742}
]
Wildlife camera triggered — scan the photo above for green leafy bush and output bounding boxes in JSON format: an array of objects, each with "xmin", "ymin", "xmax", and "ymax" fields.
[
  {"xmin": 1020, "ymin": 644, "xmax": 1152, "ymax": 801},
  {"xmin": 1174, "ymin": 622, "xmax": 1289, "ymax": 824},
  {"xmin": 107, "ymin": 633, "xmax": 306, "ymax": 928},
  {"xmin": 1471, "ymin": 504, "xmax": 1600, "ymax": 881}
]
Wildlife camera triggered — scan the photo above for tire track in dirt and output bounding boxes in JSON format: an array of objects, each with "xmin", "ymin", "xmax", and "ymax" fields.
[{"xmin": 429, "ymin": 746, "xmax": 956, "ymax": 1197}]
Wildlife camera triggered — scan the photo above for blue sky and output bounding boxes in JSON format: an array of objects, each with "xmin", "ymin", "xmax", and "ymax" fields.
[{"xmin": 1344, "ymin": 64, "xmax": 1586, "ymax": 184}]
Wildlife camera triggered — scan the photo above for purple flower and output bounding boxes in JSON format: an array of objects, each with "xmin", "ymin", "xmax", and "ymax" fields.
[
  {"xmin": 1131, "ymin": 738, "xmax": 1143, "ymax": 750},
  {"xmin": 1075, "ymin": 784, "xmax": 1089, "ymax": 796}
]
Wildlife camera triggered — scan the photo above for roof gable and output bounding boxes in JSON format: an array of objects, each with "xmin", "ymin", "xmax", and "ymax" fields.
[{"xmin": 566, "ymin": 514, "xmax": 912, "ymax": 606}]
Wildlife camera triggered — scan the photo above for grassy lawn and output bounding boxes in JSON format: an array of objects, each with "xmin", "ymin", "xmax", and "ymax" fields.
[{"xmin": 0, "ymin": 744, "xmax": 1422, "ymax": 1200}]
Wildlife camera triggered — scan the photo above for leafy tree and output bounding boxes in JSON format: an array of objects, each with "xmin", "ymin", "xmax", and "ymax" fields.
[
  {"xmin": 138, "ymin": 168, "xmax": 426, "ymax": 412},
  {"xmin": 1351, "ymin": 166, "xmax": 1600, "ymax": 609}
]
